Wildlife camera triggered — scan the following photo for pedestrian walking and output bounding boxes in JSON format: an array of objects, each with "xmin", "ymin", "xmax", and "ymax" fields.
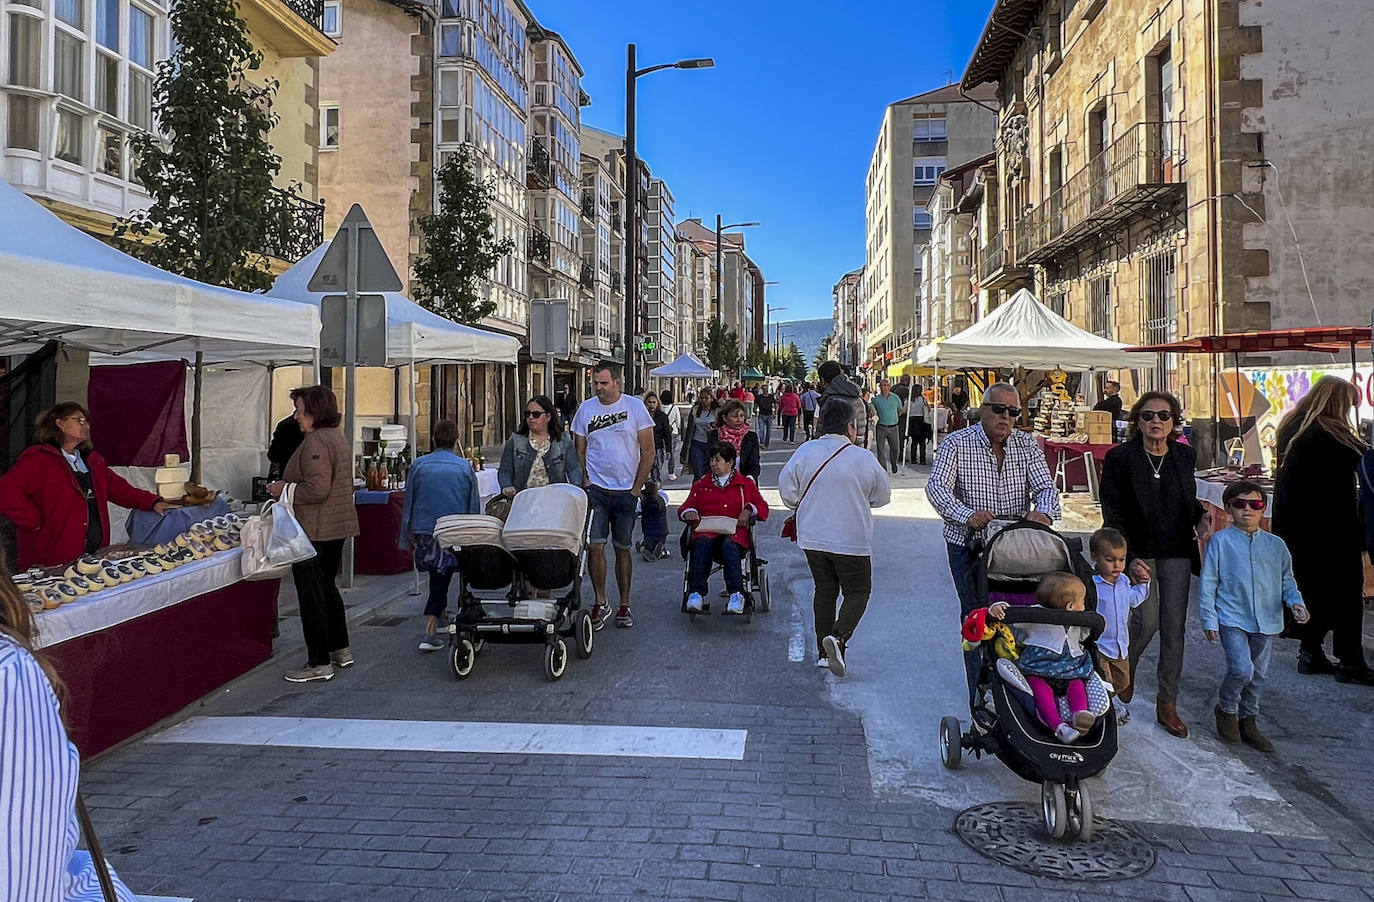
[
  {"xmin": 871, "ymin": 379, "xmax": 903, "ymax": 474},
  {"xmin": 1099, "ymin": 390, "xmax": 1205, "ymax": 737},
  {"xmin": 925, "ymin": 382, "xmax": 1060, "ymax": 706},
  {"xmin": 572, "ymin": 360, "xmax": 656, "ymax": 630},
  {"xmin": 906, "ymin": 383, "xmax": 932, "ymax": 465},
  {"xmin": 817, "ymin": 362, "xmax": 866, "ymax": 435},
  {"xmin": 894, "ymin": 374, "xmax": 911, "ymax": 462},
  {"xmin": 754, "ymin": 384, "xmax": 776, "ymax": 449},
  {"xmin": 1, "ymin": 569, "xmax": 139, "ymax": 902},
  {"xmin": 706, "ymin": 399, "xmax": 761, "ymax": 480},
  {"xmin": 267, "ymin": 385, "xmax": 360, "ymax": 683},
  {"xmin": 405, "ymin": 419, "xmax": 482, "ymax": 652},
  {"xmin": 1272, "ymin": 376, "xmax": 1373, "ymax": 685},
  {"xmin": 859, "ymin": 389, "xmax": 876, "ymax": 448},
  {"xmin": 779, "ymin": 398, "xmax": 891, "ymax": 677},
  {"xmin": 779, "ymin": 383, "xmax": 801, "ymax": 443},
  {"xmin": 801, "ymin": 383, "xmax": 821, "ymax": 439},
  {"xmin": 644, "ymin": 391, "xmax": 676, "ymax": 483},
  {"xmin": 680, "ymin": 390, "xmax": 719, "ymax": 480},
  {"xmin": 555, "ymin": 383, "xmax": 576, "ymax": 429},
  {"xmin": 1089, "ymin": 527, "xmax": 1151, "ymax": 724},
  {"xmin": 498, "ymin": 395, "xmax": 582, "ymax": 497},
  {"xmin": 1199, "ymin": 480, "xmax": 1310, "ymax": 751}
]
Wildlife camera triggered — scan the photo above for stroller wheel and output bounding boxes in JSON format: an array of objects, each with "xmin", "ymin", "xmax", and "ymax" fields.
[
  {"xmin": 939, "ymin": 716, "xmax": 962, "ymax": 770},
  {"xmin": 544, "ymin": 638, "xmax": 568, "ymax": 681},
  {"xmin": 472, "ymin": 635, "xmax": 485, "ymax": 655},
  {"xmin": 1041, "ymin": 782, "xmax": 1068, "ymax": 840},
  {"xmin": 449, "ymin": 639, "xmax": 475, "ymax": 681},
  {"xmin": 575, "ymin": 610, "xmax": 594, "ymax": 659},
  {"xmin": 1067, "ymin": 782, "xmax": 1094, "ymax": 841},
  {"xmin": 758, "ymin": 570, "xmax": 771, "ymax": 612}
]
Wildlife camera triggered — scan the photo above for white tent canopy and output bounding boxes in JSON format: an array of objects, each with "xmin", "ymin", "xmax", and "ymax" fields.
[
  {"xmin": 268, "ymin": 242, "xmax": 520, "ymax": 366},
  {"xmin": 0, "ymin": 180, "xmax": 319, "ymax": 362},
  {"xmin": 915, "ymin": 288, "xmax": 1151, "ymax": 371},
  {"xmin": 650, "ymin": 352, "xmax": 715, "ymax": 378}
]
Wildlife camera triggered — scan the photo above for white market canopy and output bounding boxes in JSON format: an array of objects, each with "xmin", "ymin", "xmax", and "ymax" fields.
[
  {"xmin": 268, "ymin": 242, "xmax": 520, "ymax": 366},
  {"xmin": 915, "ymin": 288, "xmax": 1151, "ymax": 372},
  {"xmin": 650, "ymin": 352, "xmax": 715, "ymax": 378},
  {"xmin": 0, "ymin": 179, "xmax": 320, "ymax": 362}
]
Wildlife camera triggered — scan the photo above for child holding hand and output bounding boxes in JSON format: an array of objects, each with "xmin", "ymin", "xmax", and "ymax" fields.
[
  {"xmin": 1198, "ymin": 480, "xmax": 1309, "ymax": 752},
  {"xmin": 990, "ymin": 572, "xmax": 1097, "ymax": 743},
  {"xmin": 1090, "ymin": 528, "xmax": 1151, "ymax": 723}
]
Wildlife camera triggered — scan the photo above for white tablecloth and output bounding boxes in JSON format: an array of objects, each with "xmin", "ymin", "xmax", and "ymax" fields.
[
  {"xmin": 1195, "ymin": 477, "xmax": 1274, "ymax": 510},
  {"xmin": 477, "ymin": 468, "xmax": 500, "ymax": 503},
  {"xmin": 34, "ymin": 549, "xmax": 248, "ymax": 648}
]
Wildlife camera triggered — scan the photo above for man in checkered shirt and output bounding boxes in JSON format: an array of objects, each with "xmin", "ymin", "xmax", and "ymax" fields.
[{"xmin": 925, "ymin": 382, "xmax": 1061, "ymax": 704}]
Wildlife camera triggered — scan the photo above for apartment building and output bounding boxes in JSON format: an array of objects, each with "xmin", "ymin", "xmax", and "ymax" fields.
[
  {"xmin": 578, "ymin": 152, "xmax": 615, "ymax": 359},
  {"xmin": 962, "ymin": 0, "xmax": 1374, "ymax": 447},
  {"xmin": 1, "ymin": 0, "xmax": 331, "ymax": 268},
  {"xmin": 862, "ymin": 84, "xmax": 997, "ymax": 374},
  {"xmin": 676, "ymin": 236, "xmax": 709, "ymax": 359},
  {"xmin": 920, "ymin": 154, "xmax": 989, "ymax": 346},
  {"xmin": 675, "ymin": 217, "xmax": 764, "ymax": 358},
  {"xmin": 580, "ymin": 124, "xmax": 631, "ymax": 366},
  {"xmin": 643, "ymin": 176, "xmax": 675, "ymax": 367},
  {"xmin": 831, "ymin": 267, "xmax": 864, "ymax": 369}
]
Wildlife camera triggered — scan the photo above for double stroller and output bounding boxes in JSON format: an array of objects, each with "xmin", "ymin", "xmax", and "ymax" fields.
[
  {"xmin": 432, "ymin": 484, "xmax": 592, "ymax": 681},
  {"xmin": 939, "ymin": 521, "xmax": 1118, "ymax": 841}
]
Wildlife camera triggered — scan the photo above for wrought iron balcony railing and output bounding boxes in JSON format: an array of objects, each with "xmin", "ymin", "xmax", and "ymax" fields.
[
  {"xmin": 611, "ymin": 211, "xmax": 622, "ymax": 233},
  {"xmin": 529, "ymin": 226, "xmax": 551, "ymax": 264},
  {"xmin": 259, "ymin": 186, "xmax": 324, "ymax": 263},
  {"xmin": 610, "ymin": 271, "xmax": 622, "ymax": 293},
  {"xmin": 581, "ymin": 190, "xmax": 596, "ymax": 219},
  {"xmin": 979, "ymin": 230, "xmax": 1005, "ymax": 282},
  {"xmin": 284, "ymin": 0, "xmax": 326, "ymax": 33},
  {"xmin": 527, "ymin": 139, "xmax": 553, "ymax": 189},
  {"xmin": 580, "ymin": 261, "xmax": 595, "ymax": 290}
]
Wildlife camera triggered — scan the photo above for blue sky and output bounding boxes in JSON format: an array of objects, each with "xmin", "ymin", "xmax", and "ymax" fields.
[{"xmin": 544, "ymin": 0, "xmax": 995, "ymax": 323}]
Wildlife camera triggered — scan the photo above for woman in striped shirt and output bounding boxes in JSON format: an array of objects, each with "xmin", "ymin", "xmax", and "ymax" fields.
[{"xmin": 1, "ymin": 569, "xmax": 135, "ymax": 900}]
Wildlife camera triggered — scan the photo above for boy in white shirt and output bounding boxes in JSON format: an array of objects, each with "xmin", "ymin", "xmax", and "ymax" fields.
[{"xmin": 1090, "ymin": 528, "xmax": 1151, "ymax": 723}]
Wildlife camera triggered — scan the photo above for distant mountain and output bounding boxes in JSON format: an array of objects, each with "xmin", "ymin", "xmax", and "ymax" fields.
[{"xmin": 774, "ymin": 318, "xmax": 833, "ymax": 367}]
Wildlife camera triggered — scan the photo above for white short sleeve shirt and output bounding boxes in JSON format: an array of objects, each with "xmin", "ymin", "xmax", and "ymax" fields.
[{"xmin": 572, "ymin": 394, "xmax": 654, "ymax": 491}]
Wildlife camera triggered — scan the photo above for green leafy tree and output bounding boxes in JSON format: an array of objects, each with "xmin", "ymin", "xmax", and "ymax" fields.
[
  {"xmin": 783, "ymin": 342, "xmax": 807, "ymax": 382},
  {"xmin": 117, "ymin": 0, "xmax": 299, "ymax": 292},
  {"xmin": 812, "ymin": 335, "xmax": 834, "ymax": 373},
  {"xmin": 744, "ymin": 341, "xmax": 769, "ymax": 374},
  {"xmin": 414, "ymin": 145, "xmax": 517, "ymax": 324},
  {"xmin": 703, "ymin": 318, "xmax": 742, "ymax": 372}
]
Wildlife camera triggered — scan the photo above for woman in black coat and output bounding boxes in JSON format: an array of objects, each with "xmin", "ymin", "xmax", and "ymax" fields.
[
  {"xmin": 644, "ymin": 391, "xmax": 675, "ymax": 483},
  {"xmin": 706, "ymin": 399, "xmax": 760, "ymax": 480},
  {"xmin": 1100, "ymin": 390, "xmax": 1204, "ymax": 738},
  {"xmin": 1271, "ymin": 376, "xmax": 1373, "ymax": 684}
]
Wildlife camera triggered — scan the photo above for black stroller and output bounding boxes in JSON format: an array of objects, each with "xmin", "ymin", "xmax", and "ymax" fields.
[{"xmin": 939, "ymin": 520, "xmax": 1118, "ymax": 841}]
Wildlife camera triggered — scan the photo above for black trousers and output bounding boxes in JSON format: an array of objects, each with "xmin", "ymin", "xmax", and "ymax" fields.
[
  {"xmin": 804, "ymin": 549, "xmax": 871, "ymax": 651},
  {"xmin": 291, "ymin": 538, "xmax": 350, "ymax": 667}
]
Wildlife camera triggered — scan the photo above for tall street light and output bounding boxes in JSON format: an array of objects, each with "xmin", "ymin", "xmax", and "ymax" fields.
[
  {"xmin": 715, "ymin": 217, "xmax": 760, "ymax": 332},
  {"xmin": 624, "ymin": 45, "xmax": 713, "ymax": 393},
  {"xmin": 766, "ymin": 304, "xmax": 787, "ymax": 354}
]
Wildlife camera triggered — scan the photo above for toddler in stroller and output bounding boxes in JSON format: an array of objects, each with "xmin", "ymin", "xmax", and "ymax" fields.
[{"xmin": 634, "ymin": 479, "xmax": 670, "ymax": 562}]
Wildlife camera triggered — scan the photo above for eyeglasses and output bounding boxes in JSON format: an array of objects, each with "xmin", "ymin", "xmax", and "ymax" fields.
[
  {"xmin": 63, "ymin": 416, "xmax": 89, "ymax": 425},
  {"xmin": 1228, "ymin": 498, "xmax": 1266, "ymax": 511},
  {"xmin": 524, "ymin": 410, "xmax": 547, "ymax": 419},
  {"xmin": 1138, "ymin": 410, "xmax": 1175, "ymax": 423},
  {"xmin": 984, "ymin": 404, "xmax": 1022, "ymax": 418}
]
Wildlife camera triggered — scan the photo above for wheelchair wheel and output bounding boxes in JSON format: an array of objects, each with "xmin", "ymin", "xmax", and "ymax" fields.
[
  {"xmin": 758, "ymin": 570, "xmax": 771, "ymax": 612},
  {"xmin": 575, "ymin": 610, "xmax": 594, "ymax": 659},
  {"xmin": 1042, "ymin": 781, "xmax": 1068, "ymax": 839},
  {"xmin": 939, "ymin": 716, "xmax": 962, "ymax": 770},
  {"xmin": 544, "ymin": 637, "xmax": 568, "ymax": 681},
  {"xmin": 449, "ymin": 639, "xmax": 475, "ymax": 681}
]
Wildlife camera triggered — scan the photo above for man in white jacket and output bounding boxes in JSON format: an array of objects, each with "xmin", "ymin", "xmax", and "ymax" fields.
[{"xmin": 779, "ymin": 398, "xmax": 892, "ymax": 676}]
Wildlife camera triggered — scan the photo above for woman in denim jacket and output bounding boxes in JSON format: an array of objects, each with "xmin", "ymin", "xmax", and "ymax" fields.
[{"xmin": 498, "ymin": 394, "xmax": 583, "ymax": 496}]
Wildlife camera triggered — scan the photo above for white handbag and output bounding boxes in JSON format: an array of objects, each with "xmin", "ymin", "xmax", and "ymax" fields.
[{"xmin": 242, "ymin": 485, "xmax": 317, "ymax": 581}]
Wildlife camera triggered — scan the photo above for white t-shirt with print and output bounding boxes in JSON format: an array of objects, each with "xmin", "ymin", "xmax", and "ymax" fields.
[{"xmin": 572, "ymin": 394, "xmax": 654, "ymax": 491}]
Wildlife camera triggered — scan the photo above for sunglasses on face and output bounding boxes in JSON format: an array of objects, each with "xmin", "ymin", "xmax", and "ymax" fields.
[
  {"xmin": 1138, "ymin": 410, "xmax": 1174, "ymax": 423},
  {"xmin": 1229, "ymin": 498, "xmax": 1265, "ymax": 511},
  {"xmin": 525, "ymin": 410, "xmax": 547, "ymax": 419},
  {"xmin": 985, "ymin": 404, "xmax": 1021, "ymax": 418}
]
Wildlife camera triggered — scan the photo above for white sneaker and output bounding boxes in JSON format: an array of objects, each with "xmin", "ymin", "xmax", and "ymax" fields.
[
  {"xmin": 726, "ymin": 593, "xmax": 745, "ymax": 615},
  {"xmin": 816, "ymin": 656, "xmax": 831, "ymax": 668},
  {"xmin": 1054, "ymin": 723, "xmax": 1081, "ymax": 743},
  {"xmin": 822, "ymin": 636, "xmax": 846, "ymax": 677},
  {"xmin": 686, "ymin": 592, "xmax": 703, "ymax": 613}
]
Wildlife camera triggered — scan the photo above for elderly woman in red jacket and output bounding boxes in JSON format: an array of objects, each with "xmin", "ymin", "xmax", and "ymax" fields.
[
  {"xmin": 679, "ymin": 441, "xmax": 769, "ymax": 616},
  {"xmin": 0, "ymin": 402, "xmax": 171, "ymax": 569}
]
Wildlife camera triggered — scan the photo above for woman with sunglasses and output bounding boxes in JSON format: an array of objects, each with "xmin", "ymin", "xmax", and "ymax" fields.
[
  {"xmin": 498, "ymin": 395, "xmax": 583, "ymax": 499},
  {"xmin": 0, "ymin": 402, "xmax": 175, "ymax": 569},
  {"xmin": 1100, "ymin": 390, "xmax": 1206, "ymax": 738}
]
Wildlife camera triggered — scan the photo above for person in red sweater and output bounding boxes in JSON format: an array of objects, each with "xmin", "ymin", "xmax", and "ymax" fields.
[
  {"xmin": 0, "ymin": 402, "xmax": 171, "ymax": 569},
  {"xmin": 679, "ymin": 442, "xmax": 769, "ymax": 615}
]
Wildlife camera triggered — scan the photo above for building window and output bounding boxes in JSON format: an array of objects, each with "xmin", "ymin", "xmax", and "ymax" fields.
[
  {"xmin": 129, "ymin": 5, "xmax": 154, "ymax": 69},
  {"xmin": 323, "ymin": 1, "xmax": 341, "ymax": 37},
  {"xmin": 914, "ymin": 210, "xmax": 933, "ymax": 229},
  {"xmin": 1143, "ymin": 248, "xmax": 1179, "ymax": 390},
  {"xmin": 441, "ymin": 0, "xmax": 460, "ymax": 15},
  {"xmin": 55, "ymin": 107, "xmax": 84, "ymax": 164},
  {"xmin": 914, "ymin": 161, "xmax": 946, "ymax": 184},
  {"xmin": 129, "ymin": 70, "xmax": 152, "ymax": 131},
  {"xmin": 96, "ymin": 0, "xmax": 120, "ymax": 50},
  {"xmin": 96, "ymin": 52, "xmax": 120, "ymax": 116},
  {"xmin": 56, "ymin": 0, "xmax": 83, "ymax": 28},
  {"xmin": 321, "ymin": 105, "xmax": 339, "ymax": 148},
  {"xmin": 98, "ymin": 125, "xmax": 123, "ymax": 176},
  {"xmin": 1089, "ymin": 275, "xmax": 1112, "ymax": 337},
  {"xmin": 439, "ymin": 24, "xmax": 460, "ymax": 57},
  {"xmin": 913, "ymin": 118, "xmax": 947, "ymax": 141},
  {"xmin": 7, "ymin": 94, "xmax": 40, "ymax": 151},
  {"xmin": 8, "ymin": 12, "xmax": 41, "ymax": 88},
  {"xmin": 54, "ymin": 31, "xmax": 84, "ymax": 101}
]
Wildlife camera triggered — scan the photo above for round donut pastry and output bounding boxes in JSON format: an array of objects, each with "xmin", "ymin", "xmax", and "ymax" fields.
[
  {"xmin": 83, "ymin": 571, "xmax": 107, "ymax": 589},
  {"xmin": 174, "ymin": 534, "xmax": 192, "ymax": 550},
  {"xmin": 39, "ymin": 586, "xmax": 65, "ymax": 610},
  {"xmin": 153, "ymin": 543, "xmax": 169, "ymax": 556},
  {"xmin": 124, "ymin": 559, "xmax": 149, "ymax": 578},
  {"xmin": 67, "ymin": 575, "xmax": 93, "ymax": 596},
  {"xmin": 75, "ymin": 554, "xmax": 104, "ymax": 575},
  {"xmin": 175, "ymin": 547, "xmax": 196, "ymax": 563},
  {"xmin": 210, "ymin": 535, "xmax": 234, "ymax": 552},
  {"xmin": 212, "ymin": 516, "xmax": 230, "ymax": 530},
  {"xmin": 188, "ymin": 538, "xmax": 210, "ymax": 559},
  {"xmin": 55, "ymin": 581, "xmax": 82, "ymax": 603},
  {"xmin": 141, "ymin": 556, "xmax": 164, "ymax": 575},
  {"xmin": 64, "ymin": 565, "xmax": 80, "ymax": 581},
  {"xmin": 100, "ymin": 565, "xmax": 125, "ymax": 586}
]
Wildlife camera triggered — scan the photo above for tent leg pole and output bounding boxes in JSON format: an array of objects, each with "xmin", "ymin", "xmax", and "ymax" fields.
[
  {"xmin": 409, "ymin": 353, "xmax": 418, "ymax": 463},
  {"xmin": 932, "ymin": 360, "xmax": 940, "ymax": 453},
  {"xmin": 191, "ymin": 351, "xmax": 203, "ymax": 484}
]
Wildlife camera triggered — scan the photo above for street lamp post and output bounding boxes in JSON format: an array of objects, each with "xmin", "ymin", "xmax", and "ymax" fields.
[
  {"xmin": 766, "ymin": 304, "xmax": 787, "ymax": 354},
  {"xmin": 624, "ymin": 45, "xmax": 713, "ymax": 393},
  {"xmin": 714, "ymin": 216, "xmax": 760, "ymax": 331}
]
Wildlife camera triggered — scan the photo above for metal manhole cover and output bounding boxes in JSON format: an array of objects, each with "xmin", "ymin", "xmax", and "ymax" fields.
[
  {"xmin": 954, "ymin": 802, "xmax": 1155, "ymax": 880},
  {"xmin": 361, "ymin": 615, "xmax": 406, "ymax": 627}
]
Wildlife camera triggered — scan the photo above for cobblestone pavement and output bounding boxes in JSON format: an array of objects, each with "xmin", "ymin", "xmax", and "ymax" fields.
[{"xmin": 84, "ymin": 445, "xmax": 1374, "ymax": 901}]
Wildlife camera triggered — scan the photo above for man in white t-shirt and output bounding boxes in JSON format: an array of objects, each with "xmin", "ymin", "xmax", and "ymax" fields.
[{"xmin": 573, "ymin": 360, "xmax": 655, "ymax": 629}]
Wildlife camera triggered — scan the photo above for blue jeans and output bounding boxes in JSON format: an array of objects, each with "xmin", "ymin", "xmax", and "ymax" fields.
[
  {"xmin": 688, "ymin": 535, "xmax": 744, "ymax": 595},
  {"xmin": 758, "ymin": 415, "xmax": 773, "ymax": 447},
  {"xmin": 689, "ymin": 441, "xmax": 710, "ymax": 479},
  {"xmin": 781, "ymin": 415, "xmax": 797, "ymax": 442},
  {"xmin": 1218, "ymin": 626, "xmax": 1272, "ymax": 717},
  {"xmin": 947, "ymin": 542, "xmax": 983, "ymax": 709}
]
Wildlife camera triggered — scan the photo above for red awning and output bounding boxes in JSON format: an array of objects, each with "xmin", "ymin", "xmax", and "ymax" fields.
[{"xmin": 1128, "ymin": 327, "xmax": 1372, "ymax": 355}]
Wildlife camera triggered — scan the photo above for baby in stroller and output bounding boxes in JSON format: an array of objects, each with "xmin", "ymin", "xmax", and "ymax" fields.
[{"xmin": 989, "ymin": 571, "xmax": 1097, "ymax": 743}]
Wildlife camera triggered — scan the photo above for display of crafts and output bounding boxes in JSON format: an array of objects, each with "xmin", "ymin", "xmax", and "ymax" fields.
[{"xmin": 17, "ymin": 514, "xmax": 246, "ymax": 614}]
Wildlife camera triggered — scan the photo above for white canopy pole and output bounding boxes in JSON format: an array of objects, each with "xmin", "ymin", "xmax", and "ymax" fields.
[{"xmin": 932, "ymin": 358, "xmax": 941, "ymax": 452}]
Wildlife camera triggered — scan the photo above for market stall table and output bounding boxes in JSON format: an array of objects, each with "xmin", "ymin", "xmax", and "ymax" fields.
[
  {"xmin": 34, "ymin": 549, "xmax": 278, "ymax": 758},
  {"xmin": 1039, "ymin": 437, "xmax": 1114, "ymax": 492},
  {"xmin": 354, "ymin": 490, "xmax": 410, "ymax": 575}
]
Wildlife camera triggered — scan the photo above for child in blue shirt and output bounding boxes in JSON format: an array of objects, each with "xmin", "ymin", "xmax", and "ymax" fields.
[
  {"xmin": 1198, "ymin": 480, "xmax": 1309, "ymax": 752},
  {"xmin": 1089, "ymin": 528, "xmax": 1151, "ymax": 724},
  {"xmin": 634, "ymin": 480, "xmax": 670, "ymax": 562}
]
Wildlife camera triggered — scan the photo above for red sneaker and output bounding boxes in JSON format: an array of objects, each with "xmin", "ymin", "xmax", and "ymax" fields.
[
  {"xmin": 590, "ymin": 602, "xmax": 611, "ymax": 631},
  {"xmin": 615, "ymin": 605, "xmax": 634, "ymax": 628}
]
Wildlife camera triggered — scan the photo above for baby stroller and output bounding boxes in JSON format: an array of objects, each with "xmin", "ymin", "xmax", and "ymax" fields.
[
  {"xmin": 938, "ymin": 520, "xmax": 1118, "ymax": 841},
  {"xmin": 677, "ymin": 515, "xmax": 771, "ymax": 623},
  {"xmin": 432, "ymin": 484, "xmax": 593, "ymax": 682}
]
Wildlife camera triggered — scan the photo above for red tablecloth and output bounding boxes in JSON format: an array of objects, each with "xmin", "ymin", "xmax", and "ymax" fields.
[
  {"xmin": 1041, "ymin": 439, "xmax": 1115, "ymax": 490},
  {"xmin": 355, "ymin": 490, "xmax": 411, "ymax": 575},
  {"xmin": 46, "ymin": 577, "xmax": 278, "ymax": 759}
]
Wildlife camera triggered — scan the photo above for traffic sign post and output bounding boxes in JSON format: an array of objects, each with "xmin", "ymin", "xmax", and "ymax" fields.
[
  {"xmin": 307, "ymin": 204, "xmax": 400, "ymax": 586},
  {"xmin": 530, "ymin": 299, "xmax": 570, "ymax": 402}
]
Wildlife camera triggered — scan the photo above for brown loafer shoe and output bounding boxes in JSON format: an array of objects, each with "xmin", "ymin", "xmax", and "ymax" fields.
[
  {"xmin": 1238, "ymin": 716, "xmax": 1275, "ymax": 752},
  {"xmin": 1156, "ymin": 701, "xmax": 1189, "ymax": 738}
]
